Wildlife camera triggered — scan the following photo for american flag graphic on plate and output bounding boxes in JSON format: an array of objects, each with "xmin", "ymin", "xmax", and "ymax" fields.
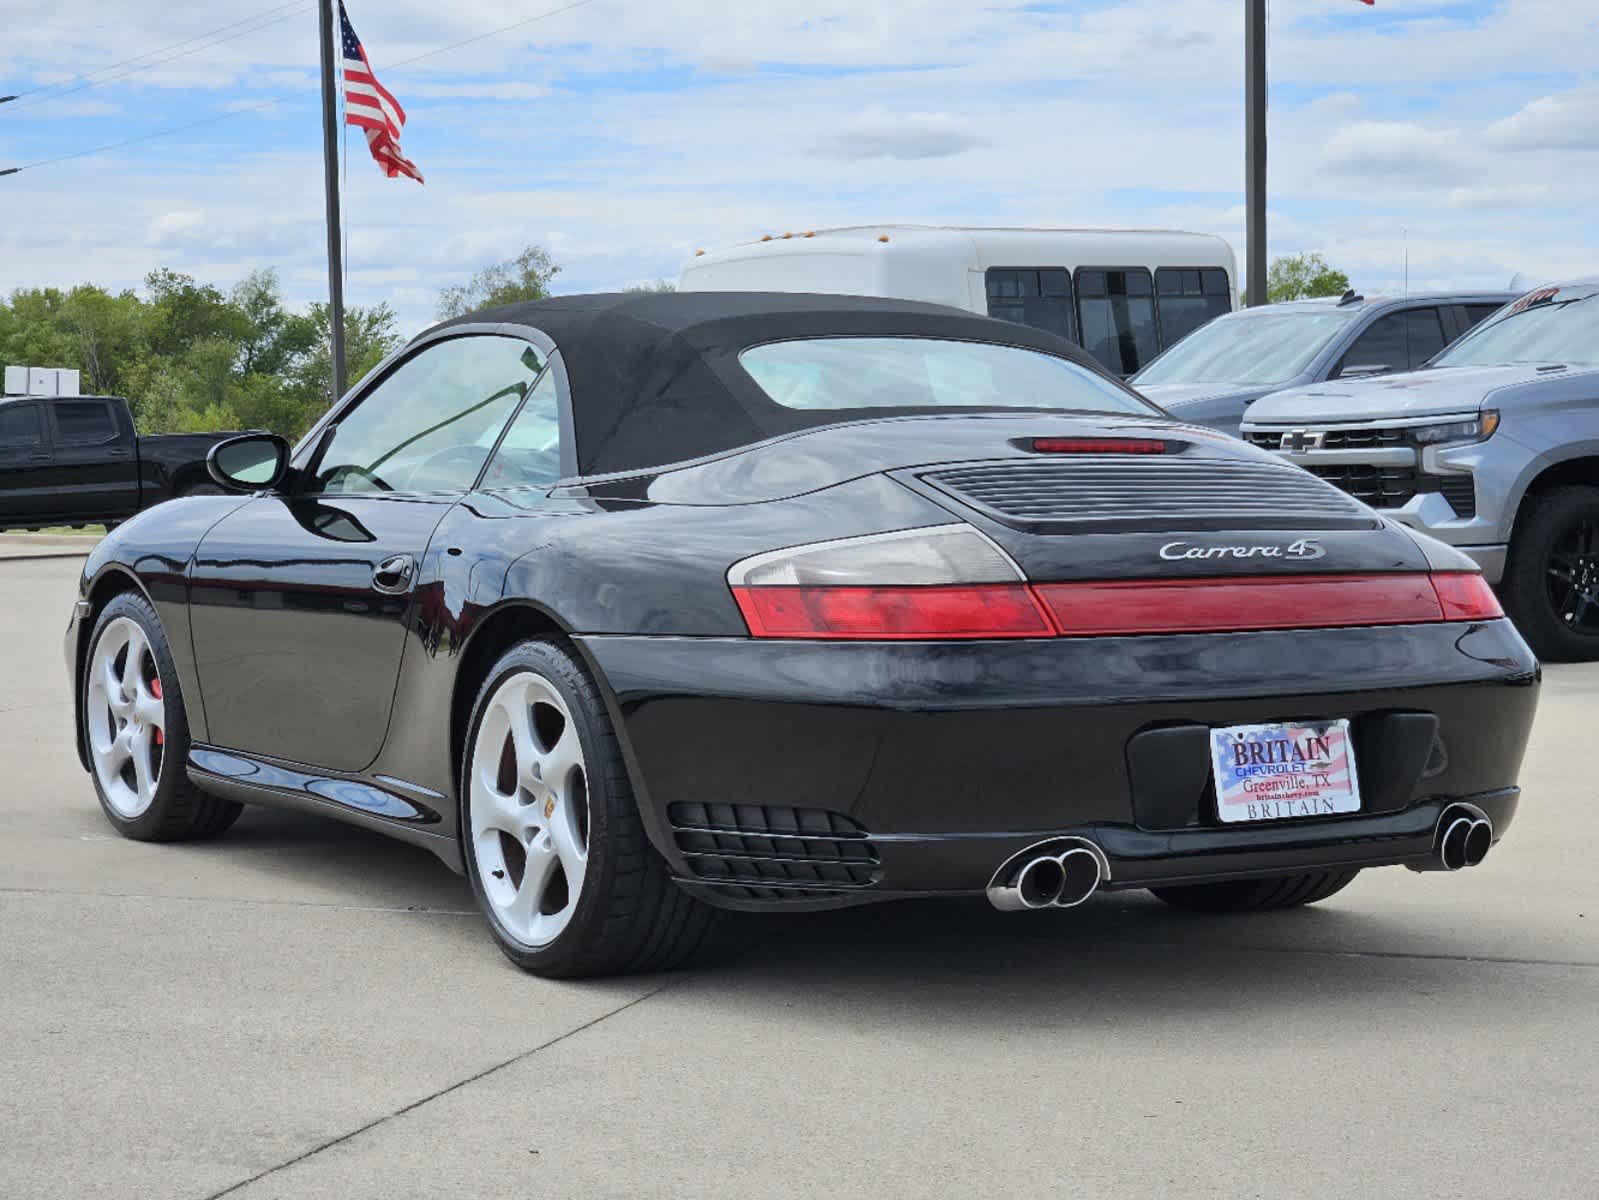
[
  {"xmin": 340, "ymin": 1, "xmax": 423, "ymax": 183},
  {"xmin": 1209, "ymin": 719, "xmax": 1361, "ymax": 824}
]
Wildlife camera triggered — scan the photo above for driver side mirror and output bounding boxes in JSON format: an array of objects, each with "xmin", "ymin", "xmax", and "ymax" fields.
[{"xmin": 208, "ymin": 433, "xmax": 290, "ymax": 492}]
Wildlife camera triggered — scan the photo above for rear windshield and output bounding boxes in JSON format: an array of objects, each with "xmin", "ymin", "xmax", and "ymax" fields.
[
  {"xmin": 739, "ymin": 336, "xmax": 1154, "ymax": 416},
  {"xmin": 1434, "ymin": 286, "xmax": 1599, "ymax": 367},
  {"xmin": 1133, "ymin": 309, "xmax": 1357, "ymax": 387}
]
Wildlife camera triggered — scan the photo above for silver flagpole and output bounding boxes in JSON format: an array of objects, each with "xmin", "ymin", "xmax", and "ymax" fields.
[{"xmin": 318, "ymin": 0, "xmax": 348, "ymax": 401}]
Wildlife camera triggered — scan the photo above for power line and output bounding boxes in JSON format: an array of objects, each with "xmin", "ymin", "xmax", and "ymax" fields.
[
  {"xmin": 3, "ymin": 2, "xmax": 311, "ymax": 111},
  {"xmin": 1, "ymin": 0, "xmax": 599, "ymax": 177},
  {"xmin": 0, "ymin": 1, "xmax": 308, "ymax": 110}
]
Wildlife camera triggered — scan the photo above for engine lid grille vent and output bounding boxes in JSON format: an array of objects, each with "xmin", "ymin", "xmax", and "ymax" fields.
[{"xmin": 921, "ymin": 455, "xmax": 1376, "ymax": 532}]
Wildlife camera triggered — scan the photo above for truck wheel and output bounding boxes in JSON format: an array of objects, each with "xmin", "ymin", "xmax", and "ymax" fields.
[
  {"xmin": 181, "ymin": 482, "xmax": 225, "ymax": 497},
  {"xmin": 1501, "ymin": 485, "xmax": 1599, "ymax": 661}
]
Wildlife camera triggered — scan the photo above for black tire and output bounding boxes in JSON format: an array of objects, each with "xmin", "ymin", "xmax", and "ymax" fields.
[
  {"xmin": 1500, "ymin": 484, "xmax": 1599, "ymax": 661},
  {"xmin": 461, "ymin": 638, "xmax": 724, "ymax": 977},
  {"xmin": 1149, "ymin": 869, "xmax": 1360, "ymax": 913},
  {"xmin": 83, "ymin": 591, "xmax": 242, "ymax": 841},
  {"xmin": 180, "ymin": 482, "xmax": 226, "ymax": 497}
]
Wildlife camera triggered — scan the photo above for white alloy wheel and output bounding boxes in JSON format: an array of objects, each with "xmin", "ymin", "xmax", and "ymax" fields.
[
  {"xmin": 86, "ymin": 616, "xmax": 168, "ymax": 819},
  {"xmin": 469, "ymin": 670, "xmax": 591, "ymax": 948}
]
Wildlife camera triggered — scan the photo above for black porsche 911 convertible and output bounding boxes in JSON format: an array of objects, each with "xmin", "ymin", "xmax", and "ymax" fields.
[{"xmin": 65, "ymin": 292, "xmax": 1539, "ymax": 976}]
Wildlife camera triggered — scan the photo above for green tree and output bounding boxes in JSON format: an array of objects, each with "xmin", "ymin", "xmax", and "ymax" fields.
[
  {"xmin": 625, "ymin": 279, "xmax": 676, "ymax": 294},
  {"xmin": 1266, "ymin": 253, "xmax": 1352, "ymax": 304},
  {"xmin": 436, "ymin": 245, "xmax": 560, "ymax": 319},
  {"xmin": 143, "ymin": 268, "xmax": 251, "ymax": 359},
  {"xmin": 281, "ymin": 301, "xmax": 404, "ymax": 414}
]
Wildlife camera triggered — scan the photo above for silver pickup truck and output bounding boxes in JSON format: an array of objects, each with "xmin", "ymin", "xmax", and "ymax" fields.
[{"xmin": 1243, "ymin": 278, "xmax": 1599, "ymax": 660}]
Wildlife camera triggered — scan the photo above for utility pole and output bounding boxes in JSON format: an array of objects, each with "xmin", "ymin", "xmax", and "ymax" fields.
[
  {"xmin": 317, "ymin": 0, "xmax": 348, "ymax": 401},
  {"xmin": 1244, "ymin": 0, "xmax": 1267, "ymax": 306}
]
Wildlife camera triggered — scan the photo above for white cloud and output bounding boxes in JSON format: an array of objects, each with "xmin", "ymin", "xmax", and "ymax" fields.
[
  {"xmin": 402, "ymin": 81, "xmax": 552, "ymax": 100},
  {"xmin": 811, "ymin": 109, "xmax": 987, "ymax": 160},
  {"xmin": 1487, "ymin": 86, "xmax": 1599, "ymax": 152},
  {"xmin": 3, "ymin": 0, "xmax": 1598, "ymax": 336},
  {"xmin": 1321, "ymin": 121, "xmax": 1470, "ymax": 185}
]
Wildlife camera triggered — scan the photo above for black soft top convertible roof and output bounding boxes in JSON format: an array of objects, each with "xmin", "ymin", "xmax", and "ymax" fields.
[{"xmin": 439, "ymin": 291, "xmax": 1141, "ymax": 477}]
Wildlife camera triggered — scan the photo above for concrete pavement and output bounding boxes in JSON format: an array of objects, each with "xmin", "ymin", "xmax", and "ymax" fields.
[{"xmin": 3, "ymin": 554, "xmax": 1596, "ymax": 1199}]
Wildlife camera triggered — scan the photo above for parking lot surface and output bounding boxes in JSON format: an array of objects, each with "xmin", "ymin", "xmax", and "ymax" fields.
[{"xmin": 4, "ymin": 552, "xmax": 1597, "ymax": 1199}]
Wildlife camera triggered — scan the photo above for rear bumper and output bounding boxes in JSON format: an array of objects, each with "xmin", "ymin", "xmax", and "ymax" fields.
[{"xmin": 577, "ymin": 619, "xmax": 1540, "ymax": 911}]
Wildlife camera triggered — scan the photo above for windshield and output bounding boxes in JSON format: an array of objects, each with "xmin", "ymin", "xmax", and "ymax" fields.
[
  {"xmin": 1434, "ymin": 286, "xmax": 1599, "ymax": 367},
  {"xmin": 739, "ymin": 337, "xmax": 1155, "ymax": 416},
  {"xmin": 1132, "ymin": 309, "xmax": 1358, "ymax": 387}
]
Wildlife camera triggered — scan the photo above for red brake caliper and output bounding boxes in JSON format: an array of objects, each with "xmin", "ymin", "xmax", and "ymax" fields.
[{"xmin": 149, "ymin": 675, "xmax": 164, "ymax": 745}]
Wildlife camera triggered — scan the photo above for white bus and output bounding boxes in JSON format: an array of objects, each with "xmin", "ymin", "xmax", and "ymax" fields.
[{"xmin": 678, "ymin": 225, "xmax": 1239, "ymax": 377}]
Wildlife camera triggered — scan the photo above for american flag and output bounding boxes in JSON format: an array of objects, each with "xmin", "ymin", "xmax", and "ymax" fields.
[{"xmin": 340, "ymin": 1, "xmax": 423, "ymax": 183}]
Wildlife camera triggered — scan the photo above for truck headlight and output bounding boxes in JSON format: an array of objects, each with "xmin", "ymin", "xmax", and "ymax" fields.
[{"xmin": 1411, "ymin": 411, "xmax": 1499, "ymax": 446}]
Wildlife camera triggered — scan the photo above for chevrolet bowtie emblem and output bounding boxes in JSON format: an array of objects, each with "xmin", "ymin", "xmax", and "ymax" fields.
[{"xmin": 1281, "ymin": 428, "xmax": 1326, "ymax": 452}]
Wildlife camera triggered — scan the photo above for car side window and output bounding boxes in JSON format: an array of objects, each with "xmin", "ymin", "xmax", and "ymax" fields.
[
  {"xmin": 1075, "ymin": 268, "xmax": 1158, "ymax": 376},
  {"xmin": 0, "ymin": 403, "xmax": 44, "ymax": 448},
  {"xmin": 1403, "ymin": 308, "xmax": 1446, "ymax": 367},
  {"xmin": 1462, "ymin": 304, "xmax": 1504, "ymax": 333},
  {"xmin": 480, "ymin": 369, "xmax": 563, "ymax": 490},
  {"xmin": 50, "ymin": 400, "xmax": 117, "ymax": 445},
  {"xmin": 1337, "ymin": 308, "xmax": 1445, "ymax": 377},
  {"xmin": 307, "ymin": 335, "xmax": 544, "ymax": 495}
]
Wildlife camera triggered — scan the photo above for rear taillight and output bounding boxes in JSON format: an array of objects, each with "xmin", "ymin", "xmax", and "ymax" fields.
[
  {"xmin": 727, "ymin": 525, "xmax": 1052, "ymax": 639},
  {"xmin": 1430, "ymin": 572, "xmax": 1503, "ymax": 621},
  {"xmin": 727, "ymin": 530, "xmax": 1503, "ymax": 640},
  {"xmin": 732, "ymin": 583, "xmax": 1054, "ymax": 639},
  {"xmin": 1033, "ymin": 574, "xmax": 1445, "ymax": 637}
]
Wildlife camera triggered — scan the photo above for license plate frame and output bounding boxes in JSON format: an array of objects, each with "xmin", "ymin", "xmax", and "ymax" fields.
[{"xmin": 1209, "ymin": 719, "xmax": 1361, "ymax": 824}]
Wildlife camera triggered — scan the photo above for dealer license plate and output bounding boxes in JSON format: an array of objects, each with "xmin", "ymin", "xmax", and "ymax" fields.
[{"xmin": 1209, "ymin": 720, "xmax": 1361, "ymax": 824}]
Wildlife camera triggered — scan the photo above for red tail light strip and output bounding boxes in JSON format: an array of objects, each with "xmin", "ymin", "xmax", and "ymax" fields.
[
  {"xmin": 1036, "ymin": 574, "xmax": 1456, "ymax": 637},
  {"xmin": 1030, "ymin": 437, "xmax": 1167, "ymax": 454},
  {"xmin": 733, "ymin": 573, "xmax": 1501, "ymax": 639},
  {"xmin": 732, "ymin": 584, "xmax": 1055, "ymax": 640}
]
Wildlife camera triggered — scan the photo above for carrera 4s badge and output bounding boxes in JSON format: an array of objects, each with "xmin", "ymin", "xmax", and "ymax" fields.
[{"xmin": 1159, "ymin": 539, "xmax": 1327, "ymax": 562}]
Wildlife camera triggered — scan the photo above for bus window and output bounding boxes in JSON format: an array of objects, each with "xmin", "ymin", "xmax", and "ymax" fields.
[
  {"xmin": 1076, "ymin": 268, "xmax": 1158, "ymax": 375},
  {"xmin": 985, "ymin": 268, "xmax": 1075, "ymax": 342},
  {"xmin": 1155, "ymin": 267, "xmax": 1231, "ymax": 347}
]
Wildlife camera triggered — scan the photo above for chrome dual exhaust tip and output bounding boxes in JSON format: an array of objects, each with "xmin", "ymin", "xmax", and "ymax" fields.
[
  {"xmin": 988, "ymin": 838, "xmax": 1108, "ymax": 911},
  {"xmin": 1411, "ymin": 804, "xmax": 1494, "ymax": 872}
]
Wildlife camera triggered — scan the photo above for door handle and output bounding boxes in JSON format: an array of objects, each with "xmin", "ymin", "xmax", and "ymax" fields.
[
  {"xmin": 371, "ymin": 554, "xmax": 416, "ymax": 595},
  {"xmin": 27, "ymin": 454, "xmax": 51, "ymax": 462}
]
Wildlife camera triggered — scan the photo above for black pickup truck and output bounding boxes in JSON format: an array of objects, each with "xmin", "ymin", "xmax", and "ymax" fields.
[{"xmin": 0, "ymin": 394, "xmax": 240, "ymax": 531}]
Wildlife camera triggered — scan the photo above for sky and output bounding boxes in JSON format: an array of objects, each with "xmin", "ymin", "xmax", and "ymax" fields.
[{"xmin": 1, "ymin": 0, "xmax": 1596, "ymax": 334}]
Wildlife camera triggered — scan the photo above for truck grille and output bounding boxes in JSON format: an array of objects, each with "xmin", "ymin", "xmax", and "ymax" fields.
[
  {"xmin": 1304, "ymin": 464, "xmax": 1419, "ymax": 509},
  {"xmin": 1439, "ymin": 476, "xmax": 1476, "ymax": 518},
  {"xmin": 668, "ymin": 803, "xmax": 881, "ymax": 889},
  {"xmin": 922, "ymin": 456, "xmax": 1373, "ymax": 531},
  {"xmin": 1246, "ymin": 428, "xmax": 1408, "ymax": 451}
]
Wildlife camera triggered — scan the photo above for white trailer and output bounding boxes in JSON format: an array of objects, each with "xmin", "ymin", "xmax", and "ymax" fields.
[
  {"xmin": 4, "ymin": 365, "xmax": 83, "ymax": 397},
  {"xmin": 679, "ymin": 225, "xmax": 1238, "ymax": 376}
]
